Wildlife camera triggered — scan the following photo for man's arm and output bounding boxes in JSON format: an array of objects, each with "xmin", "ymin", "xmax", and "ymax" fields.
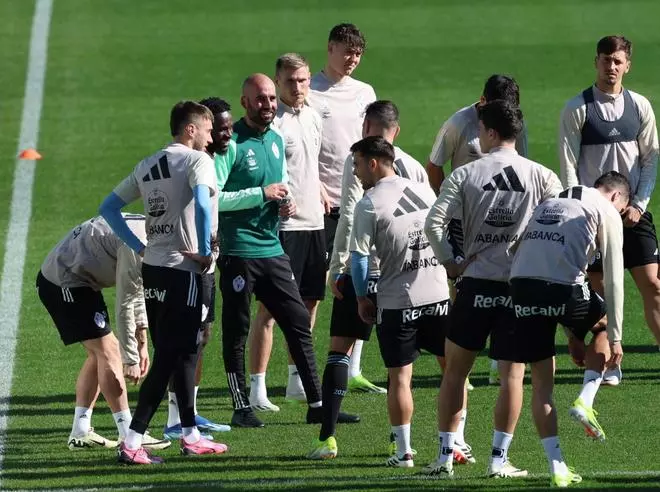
[
  {"xmin": 348, "ymin": 197, "xmax": 376, "ymax": 293},
  {"xmin": 424, "ymin": 169, "xmax": 463, "ymax": 265},
  {"xmin": 349, "ymin": 197, "xmax": 377, "ymax": 324},
  {"xmin": 599, "ymin": 206, "xmax": 625, "ymax": 344},
  {"xmin": 558, "ymin": 99, "xmax": 585, "ymax": 188},
  {"xmin": 115, "ymin": 244, "xmax": 144, "ymax": 368},
  {"xmin": 542, "ymin": 168, "xmax": 565, "ymax": 199},
  {"xmin": 632, "ymin": 96, "xmax": 659, "ymax": 212},
  {"xmin": 426, "ymin": 164, "xmax": 445, "ymax": 196},
  {"xmin": 99, "ymin": 175, "xmax": 145, "ymax": 254},
  {"xmin": 516, "ymin": 120, "xmax": 529, "ymax": 158},
  {"xmin": 427, "ymin": 117, "xmax": 458, "ymax": 194},
  {"xmin": 328, "ymin": 155, "xmax": 363, "ymax": 277},
  {"xmin": 215, "ymin": 149, "xmax": 265, "ymax": 212}
]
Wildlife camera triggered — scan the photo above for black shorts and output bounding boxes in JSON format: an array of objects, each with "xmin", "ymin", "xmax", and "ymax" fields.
[
  {"xmin": 509, "ymin": 278, "xmax": 607, "ymax": 363},
  {"xmin": 142, "ymin": 264, "xmax": 203, "ymax": 354},
  {"xmin": 377, "ymin": 301, "xmax": 450, "ymax": 368},
  {"xmin": 279, "ymin": 229, "xmax": 326, "ymax": 300},
  {"xmin": 330, "ymin": 274, "xmax": 378, "ymax": 341},
  {"xmin": 36, "ymin": 271, "xmax": 111, "ymax": 345},
  {"xmin": 201, "ymin": 272, "xmax": 215, "ymax": 324},
  {"xmin": 588, "ymin": 211, "xmax": 659, "ymax": 272},
  {"xmin": 323, "ymin": 208, "xmax": 340, "ymax": 270},
  {"xmin": 447, "ymin": 277, "xmax": 516, "ymax": 361},
  {"xmin": 447, "ymin": 218, "xmax": 465, "ymax": 262}
]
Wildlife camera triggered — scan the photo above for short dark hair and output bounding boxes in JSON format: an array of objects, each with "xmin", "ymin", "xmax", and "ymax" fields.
[
  {"xmin": 483, "ymin": 75, "xmax": 520, "ymax": 105},
  {"xmin": 328, "ymin": 23, "xmax": 366, "ymax": 52},
  {"xmin": 198, "ymin": 97, "xmax": 231, "ymax": 117},
  {"xmin": 364, "ymin": 100, "xmax": 399, "ymax": 129},
  {"xmin": 350, "ymin": 136, "xmax": 395, "ymax": 165},
  {"xmin": 170, "ymin": 101, "xmax": 213, "ymax": 137},
  {"xmin": 594, "ymin": 171, "xmax": 631, "ymax": 203},
  {"xmin": 478, "ymin": 100, "xmax": 523, "ymax": 141},
  {"xmin": 597, "ymin": 36, "xmax": 632, "ymax": 59}
]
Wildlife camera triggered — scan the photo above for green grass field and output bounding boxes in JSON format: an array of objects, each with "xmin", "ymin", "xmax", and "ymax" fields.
[{"xmin": 2, "ymin": 0, "xmax": 660, "ymax": 490}]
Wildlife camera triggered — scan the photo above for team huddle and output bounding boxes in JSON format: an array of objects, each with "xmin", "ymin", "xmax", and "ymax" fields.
[{"xmin": 36, "ymin": 24, "xmax": 659, "ymax": 488}]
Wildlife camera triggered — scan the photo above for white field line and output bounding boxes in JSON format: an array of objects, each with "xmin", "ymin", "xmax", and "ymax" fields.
[
  {"xmin": 7, "ymin": 469, "xmax": 660, "ymax": 491},
  {"xmin": 0, "ymin": 0, "xmax": 53, "ymax": 485}
]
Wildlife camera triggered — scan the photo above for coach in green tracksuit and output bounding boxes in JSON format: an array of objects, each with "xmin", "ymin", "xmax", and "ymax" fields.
[{"xmin": 217, "ymin": 74, "xmax": 323, "ymax": 429}]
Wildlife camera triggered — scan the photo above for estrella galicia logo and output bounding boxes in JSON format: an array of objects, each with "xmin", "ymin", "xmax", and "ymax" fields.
[
  {"xmin": 407, "ymin": 222, "xmax": 430, "ymax": 250},
  {"xmin": 485, "ymin": 200, "xmax": 516, "ymax": 227},
  {"xmin": 147, "ymin": 189, "xmax": 168, "ymax": 217},
  {"xmin": 536, "ymin": 205, "xmax": 565, "ymax": 225}
]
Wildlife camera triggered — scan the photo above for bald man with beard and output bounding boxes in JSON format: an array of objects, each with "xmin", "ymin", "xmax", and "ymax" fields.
[{"xmin": 217, "ymin": 74, "xmax": 325, "ymax": 428}]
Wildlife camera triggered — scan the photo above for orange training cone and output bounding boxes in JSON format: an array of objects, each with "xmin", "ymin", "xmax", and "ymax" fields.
[{"xmin": 18, "ymin": 148, "xmax": 42, "ymax": 160}]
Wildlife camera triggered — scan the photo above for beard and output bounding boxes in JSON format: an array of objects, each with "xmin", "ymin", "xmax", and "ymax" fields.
[{"xmin": 248, "ymin": 106, "xmax": 274, "ymax": 126}]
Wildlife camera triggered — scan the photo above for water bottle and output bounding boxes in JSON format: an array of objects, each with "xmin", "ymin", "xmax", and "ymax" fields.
[{"xmin": 279, "ymin": 195, "xmax": 291, "ymax": 222}]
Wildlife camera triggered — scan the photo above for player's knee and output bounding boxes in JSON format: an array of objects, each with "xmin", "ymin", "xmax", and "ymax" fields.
[{"xmin": 499, "ymin": 361, "xmax": 525, "ymax": 386}]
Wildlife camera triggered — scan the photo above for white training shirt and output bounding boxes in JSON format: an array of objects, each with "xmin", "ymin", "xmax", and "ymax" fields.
[
  {"xmin": 114, "ymin": 142, "xmax": 217, "ymax": 274},
  {"xmin": 559, "ymin": 85, "xmax": 659, "ymax": 211},
  {"xmin": 425, "ymin": 147, "xmax": 563, "ymax": 282},
  {"xmin": 511, "ymin": 186, "xmax": 624, "ymax": 342},
  {"xmin": 329, "ymin": 146, "xmax": 429, "ymax": 278},
  {"xmin": 308, "ymin": 71, "xmax": 377, "ymax": 208},
  {"xmin": 273, "ymin": 99, "xmax": 324, "ymax": 231}
]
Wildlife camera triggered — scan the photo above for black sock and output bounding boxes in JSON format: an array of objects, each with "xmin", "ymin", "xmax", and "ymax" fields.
[{"xmin": 319, "ymin": 351, "xmax": 350, "ymax": 441}]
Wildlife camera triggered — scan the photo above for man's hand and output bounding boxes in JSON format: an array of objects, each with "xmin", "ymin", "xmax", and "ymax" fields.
[
  {"xmin": 622, "ymin": 206, "xmax": 642, "ymax": 228},
  {"xmin": 279, "ymin": 200, "xmax": 297, "ymax": 218},
  {"xmin": 567, "ymin": 335, "xmax": 586, "ymax": 367},
  {"xmin": 330, "ymin": 273, "xmax": 344, "ymax": 300},
  {"xmin": 607, "ymin": 341, "xmax": 623, "ymax": 368},
  {"xmin": 263, "ymin": 183, "xmax": 289, "ymax": 202},
  {"xmin": 123, "ymin": 363, "xmax": 141, "ymax": 385},
  {"xmin": 357, "ymin": 296, "xmax": 376, "ymax": 325},
  {"xmin": 180, "ymin": 250, "xmax": 213, "ymax": 273},
  {"xmin": 320, "ymin": 185, "xmax": 332, "ymax": 215},
  {"xmin": 138, "ymin": 344, "xmax": 150, "ymax": 378},
  {"xmin": 443, "ymin": 255, "xmax": 474, "ymax": 280}
]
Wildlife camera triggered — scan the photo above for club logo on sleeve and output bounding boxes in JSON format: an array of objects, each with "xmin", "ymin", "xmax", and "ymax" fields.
[
  {"xmin": 271, "ymin": 142, "xmax": 280, "ymax": 159},
  {"xmin": 147, "ymin": 189, "xmax": 169, "ymax": 217},
  {"xmin": 94, "ymin": 312, "xmax": 107, "ymax": 329},
  {"xmin": 233, "ymin": 275, "xmax": 246, "ymax": 292}
]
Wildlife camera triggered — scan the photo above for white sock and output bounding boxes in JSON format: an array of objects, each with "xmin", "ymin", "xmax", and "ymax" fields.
[
  {"xmin": 456, "ymin": 409, "xmax": 467, "ymax": 445},
  {"xmin": 167, "ymin": 392, "xmax": 181, "ymax": 428},
  {"xmin": 250, "ymin": 373, "xmax": 268, "ymax": 402},
  {"xmin": 182, "ymin": 426, "xmax": 201, "ymax": 445},
  {"xmin": 438, "ymin": 431, "xmax": 456, "ymax": 466},
  {"xmin": 541, "ymin": 436, "xmax": 568, "ymax": 475},
  {"xmin": 349, "ymin": 340, "xmax": 364, "ymax": 378},
  {"xmin": 194, "ymin": 386, "xmax": 199, "ymax": 415},
  {"xmin": 491, "ymin": 430, "xmax": 513, "ymax": 468},
  {"xmin": 392, "ymin": 424, "xmax": 412, "ymax": 457},
  {"xmin": 124, "ymin": 429, "xmax": 143, "ymax": 450},
  {"xmin": 578, "ymin": 370, "xmax": 602, "ymax": 408},
  {"xmin": 112, "ymin": 409, "xmax": 131, "ymax": 440},
  {"xmin": 287, "ymin": 365, "xmax": 305, "ymax": 395},
  {"xmin": 72, "ymin": 406, "xmax": 92, "ymax": 437}
]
